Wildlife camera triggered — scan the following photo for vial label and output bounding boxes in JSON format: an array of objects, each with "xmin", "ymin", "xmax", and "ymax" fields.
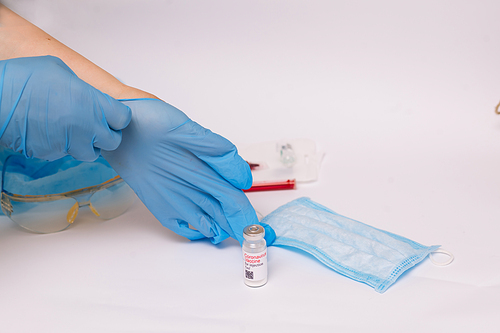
[{"xmin": 243, "ymin": 249, "xmax": 267, "ymax": 282}]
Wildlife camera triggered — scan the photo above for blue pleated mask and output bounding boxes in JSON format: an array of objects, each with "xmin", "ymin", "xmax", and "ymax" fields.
[{"xmin": 261, "ymin": 197, "xmax": 448, "ymax": 293}]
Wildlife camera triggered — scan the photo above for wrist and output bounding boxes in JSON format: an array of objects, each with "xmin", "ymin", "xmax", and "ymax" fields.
[{"xmin": 114, "ymin": 84, "xmax": 158, "ymax": 100}]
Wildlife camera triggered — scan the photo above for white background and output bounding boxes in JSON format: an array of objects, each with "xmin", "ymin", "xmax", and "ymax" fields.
[{"xmin": 1, "ymin": 0, "xmax": 500, "ymax": 332}]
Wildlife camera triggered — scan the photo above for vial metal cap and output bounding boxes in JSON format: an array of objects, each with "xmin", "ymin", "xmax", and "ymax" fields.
[{"xmin": 243, "ymin": 225, "xmax": 265, "ymax": 241}]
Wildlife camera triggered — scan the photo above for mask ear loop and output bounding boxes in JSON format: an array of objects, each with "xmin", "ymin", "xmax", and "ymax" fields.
[{"xmin": 429, "ymin": 248, "xmax": 454, "ymax": 266}]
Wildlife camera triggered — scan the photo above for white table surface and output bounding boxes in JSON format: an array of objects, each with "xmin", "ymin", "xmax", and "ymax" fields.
[{"xmin": 1, "ymin": 1, "xmax": 500, "ymax": 332}]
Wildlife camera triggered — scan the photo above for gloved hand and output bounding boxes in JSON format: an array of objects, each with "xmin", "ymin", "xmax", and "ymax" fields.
[
  {"xmin": 101, "ymin": 98, "xmax": 258, "ymax": 244},
  {"xmin": 0, "ymin": 56, "xmax": 131, "ymax": 161}
]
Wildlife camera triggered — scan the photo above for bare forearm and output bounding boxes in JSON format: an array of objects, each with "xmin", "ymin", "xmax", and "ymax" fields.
[{"xmin": 0, "ymin": 4, "xmax": 156, "ymax": 100}]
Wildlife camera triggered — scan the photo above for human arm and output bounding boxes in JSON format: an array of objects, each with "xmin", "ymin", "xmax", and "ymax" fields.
[
  {"xmin": 0, "ymin": 4, "xmax": 133, "ymax": 161},
  {"xmin": 0, "ymin": 4, "xmax": 155, "ymax": 100},
  {"xmin": 0, "ymin": 4, "xmax": 260, "ymax": 243}
]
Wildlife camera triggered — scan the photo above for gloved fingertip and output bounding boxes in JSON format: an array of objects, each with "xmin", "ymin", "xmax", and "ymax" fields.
[
  {"xmin": 91, "ymin": 147, "xmax": 101, "ymax": 161},
  {"xmin": 210, "ymin": 229, "xmax": 230, "ymax": 245},
  {"xmin": 115, "ymin": 103, "xmax": 132, "ymax": 129},
  {"xmin": 122, "ymin": 104, "xmax": 132, "ymax": 127},
  {"xmin": 230, "ymin": 157, "xmax": 253, "ymax": 190},
  {"xmin": 93, "ymin": 129, "xmax": 123, "ymax": 152},
  {"xmin": 222, "ymin": 154, "xmax": 254, "ymax": 190},
  {"xmin": 104, "ymin": 99, "xmax": 132, "ymax": 131},
  {"xmin": 240, "ymin": 166, "xmax": 253, "ymax": 190},
  {"xmin": 259, "ymin": 222, "xmax": 276, "ymax": 246},
  {"xmin": 168, "ymin": 220, "xmax": 208, "ymax": 241},
  {"xmin": 70, "ymin": 147, "xmax": 100, "ymax": 162}
]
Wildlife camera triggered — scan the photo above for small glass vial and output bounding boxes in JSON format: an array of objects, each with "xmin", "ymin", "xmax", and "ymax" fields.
[
  {"xmin": 242, "ymin": 225, "xmax": 268, "ymax": 287},
  {"xmin": 279, "ymin": 143, "xmax": 296, "ymax": 167}
]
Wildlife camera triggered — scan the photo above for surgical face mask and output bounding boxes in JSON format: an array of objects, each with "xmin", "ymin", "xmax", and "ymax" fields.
[
  {"xmin": 261, "ymin": 197, "xmax": 451, "ymax": 293},
  {"xmin": 1, "ymin": 154, "xmax": 135, "ymax": 233}
]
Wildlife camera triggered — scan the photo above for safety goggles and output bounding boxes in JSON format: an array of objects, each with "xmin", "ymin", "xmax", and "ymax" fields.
[{"xmin": 1, "ymin": 154, "xmax": 135, "ymax": 233}]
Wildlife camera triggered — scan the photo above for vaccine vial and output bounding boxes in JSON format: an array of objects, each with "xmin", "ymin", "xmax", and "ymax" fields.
[{"xmin": 242, "ymin": 225, "xmax": 268, "ymax": 287}]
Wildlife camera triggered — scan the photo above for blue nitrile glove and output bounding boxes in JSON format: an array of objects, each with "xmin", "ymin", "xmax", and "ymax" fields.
[
  {"xmin": 101, "ymin": 98, "xmax": 259, "ymax": 244},
  {"xmin": 0, "ymin": 56, "xmax": 131, "ymax": 161}
]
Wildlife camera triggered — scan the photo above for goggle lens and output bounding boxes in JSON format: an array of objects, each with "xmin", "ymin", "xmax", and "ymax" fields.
[
  {"xmin": 6, "ymin": 197, "xmax": 77, "ymax": 233},
  {"xmin": 90, "ymin": 181, "xmax": 136, "ymax": 220}
]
